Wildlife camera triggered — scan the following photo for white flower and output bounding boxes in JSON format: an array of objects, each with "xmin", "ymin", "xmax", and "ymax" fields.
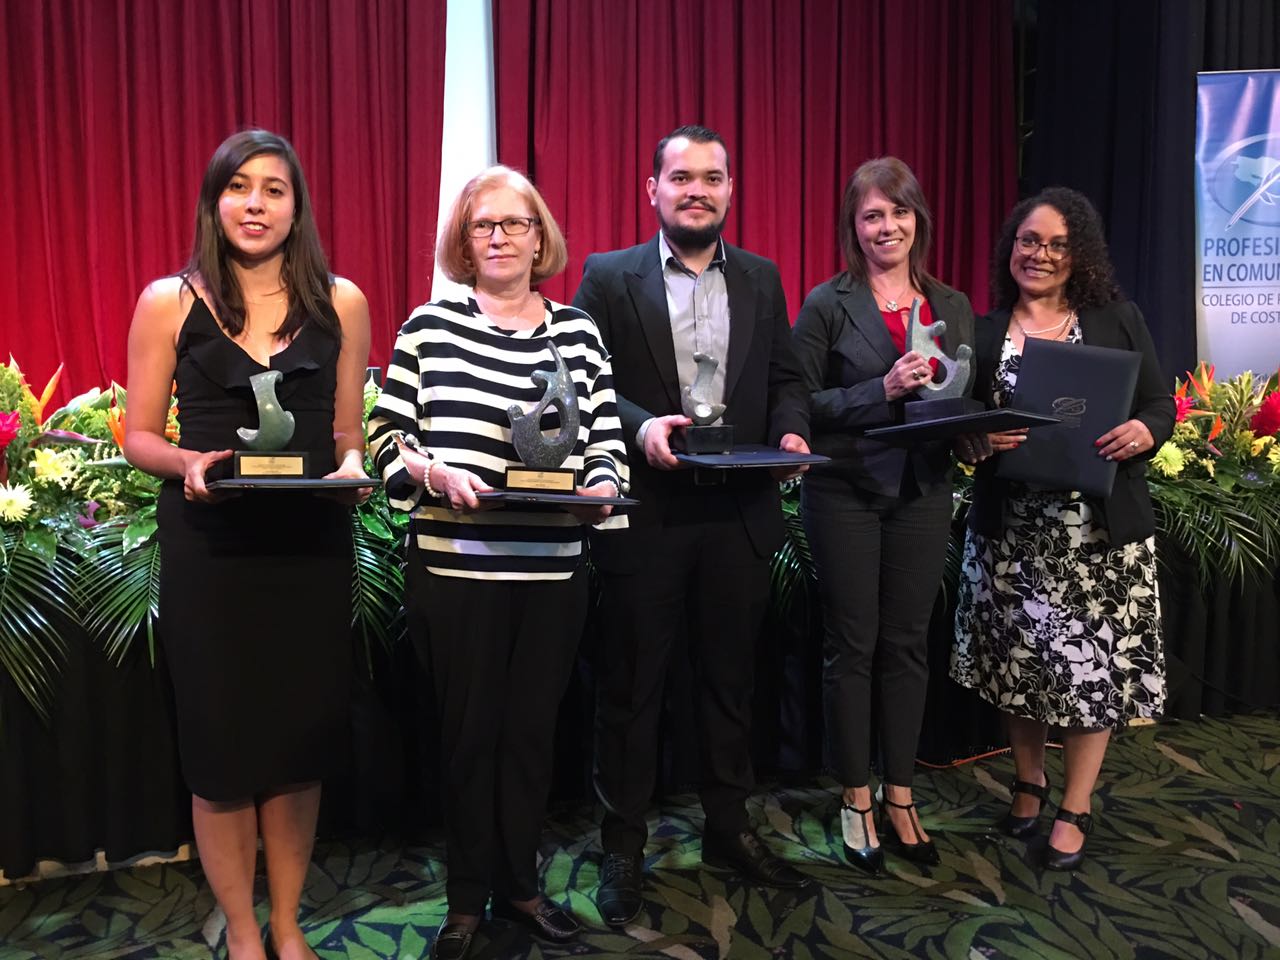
[{"xmin": 0, "ymin": 483, "xmax": 35, "ymax": 523}]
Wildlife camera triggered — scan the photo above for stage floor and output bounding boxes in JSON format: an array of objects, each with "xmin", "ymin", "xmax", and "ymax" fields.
[{"xmin": 2, "ymin": 712, "xmax": 1278, "ymax": 959}]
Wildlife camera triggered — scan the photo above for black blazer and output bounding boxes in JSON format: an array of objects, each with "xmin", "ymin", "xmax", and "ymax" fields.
[
  {"xmin": 968, "ymin": 300, "xmax": 1175, "ymax": 545},
  {"xmin": 791, "ymin": 273, "xmax": 976, "ymax": 498},
  {"xmin": 572, "ymin": 234, "xmax": 810, "ymax": 571}
]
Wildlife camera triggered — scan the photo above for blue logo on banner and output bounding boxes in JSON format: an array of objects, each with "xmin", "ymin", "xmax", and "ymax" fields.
[{"xmin": 1209, "ymin": 133, "xmax": 1280, "ymax": 228}]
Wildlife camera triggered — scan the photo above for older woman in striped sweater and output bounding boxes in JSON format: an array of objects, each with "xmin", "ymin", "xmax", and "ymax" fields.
[{"xmin": 367, "ymin": 167, "xmax": 628, "ymax": 960}]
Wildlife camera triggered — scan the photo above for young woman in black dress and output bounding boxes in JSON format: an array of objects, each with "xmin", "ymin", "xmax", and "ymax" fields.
[{"xmin": 124, "ymin": 129, "xmax": 371, "ymax": 960}]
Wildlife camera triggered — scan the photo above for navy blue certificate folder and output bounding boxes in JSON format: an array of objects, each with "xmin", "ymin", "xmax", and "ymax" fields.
[{"xmin": 994, "ymin": 338, "xmax": 1141, "ymax": 497}]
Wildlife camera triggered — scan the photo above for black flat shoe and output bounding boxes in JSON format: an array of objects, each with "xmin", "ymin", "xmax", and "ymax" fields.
[
  {"xmin": 431, "ymin": 920, "xmax": 476, "ymax": 960},
  {"xmin": 839, "ymin": 802, "xmax": 884, "ymax": 876},
  {"xmin": 596, "ymin": 852, "xmax": 643, "ymax": 927},
  {"xmin": 702, "ymin": 829, "xmax": 811, "ymax": 889},
  {"xmin": 1044, "ymin": 808, "xmax": 1092, "ymax": 871},
  {"xmin": 492, "ymin": 898, "xmax": 582, "ymax": 942},
  {"xmin": 1002, "ymin": 772, "xmax": 1051, "ymax": 838},
  {"xmin": 880, "ymin": 796, "xmax": 941, "ymax": 866}
]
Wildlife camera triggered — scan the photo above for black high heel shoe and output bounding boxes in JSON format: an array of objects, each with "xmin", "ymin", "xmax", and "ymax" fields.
[
  {"xmin": 880, "ymin": 796, "xmax": 941, "ymax": 866},
  {"xmin": 1002, "ymin": 772, "xmax": 1051, "ymax": 838},
  {"xmin": 1044, "ymin": 808, "xmax": 1092, "ymax": 871},
  {"xmin": 839, "ymin": 801, "xmax": 885, "ymax": 875}
]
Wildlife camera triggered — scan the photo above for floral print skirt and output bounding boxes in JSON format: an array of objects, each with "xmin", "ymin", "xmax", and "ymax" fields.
[{"xmin": 951, "ymin": 489, "xmax": 1166, "ymax": 729}]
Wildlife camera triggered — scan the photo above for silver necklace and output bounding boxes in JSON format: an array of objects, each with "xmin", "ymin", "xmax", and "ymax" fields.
[
  {"xmin": 872, "ymin": 278, "xmax": 910, "ymax": 312},
  {"xmin": 1016, "ymin": 308, "xmax": 1075, "ymax": 336}
]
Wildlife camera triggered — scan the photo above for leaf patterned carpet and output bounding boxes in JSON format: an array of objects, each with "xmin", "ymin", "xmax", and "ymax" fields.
[{"xmin": 3, "ymin": 713, "xmax": 1279, "ymax": 960}]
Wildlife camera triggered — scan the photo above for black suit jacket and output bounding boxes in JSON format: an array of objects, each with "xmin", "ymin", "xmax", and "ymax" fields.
[
  {"xmin": 572, "ymin": 234, "xmax": 810, "ymax": 571},
  {"xmin": 968, "ymin": 300, "xmax": 1175, "ymax": 545},
  {"xmin": 791, "ymin": 273, "xmax": 976, "ymax": 498}
]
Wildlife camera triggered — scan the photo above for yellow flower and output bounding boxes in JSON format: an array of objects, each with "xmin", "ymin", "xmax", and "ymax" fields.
[
  {"xmin": 1269, "ymin": 444, "xmax": 1280, "ymax": 468},
  {"xmin": 31, "ymin": 447, "xmax": 79, "ymax": 488},
  {"xmin": 1252, "ymin": 434, "xmax": 1275, "ymax": 457},
  {"xmin": 0, "ymin": 482, "xmax": 34, "ymax": 522},
  {"xmin": 1150, "ymin": 442, "xmax": 1186, "ymax": 478},
  {"xmin": 1200, "ymin": 456, "xmax": 1216, "ymax": 478}
]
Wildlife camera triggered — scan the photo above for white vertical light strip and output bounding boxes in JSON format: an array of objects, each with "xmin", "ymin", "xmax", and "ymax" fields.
[{"xmin": 431, "ymin": 0, "xmax": 497, "ymax": 302}]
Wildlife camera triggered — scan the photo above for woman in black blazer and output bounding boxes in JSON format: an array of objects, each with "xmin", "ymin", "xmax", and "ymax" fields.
[
  {"xmin": 792, "ymin": 157, "xmax": 974, "ymax": 874},
  {"xmin": 951, "ymin": 187, "xmax": 1174, "ymax": 870}
]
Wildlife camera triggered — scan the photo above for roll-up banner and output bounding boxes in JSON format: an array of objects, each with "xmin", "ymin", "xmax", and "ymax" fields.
[{"xmin": 1195, "ymin": 70, "xmax": 1280, "ymax": 378}]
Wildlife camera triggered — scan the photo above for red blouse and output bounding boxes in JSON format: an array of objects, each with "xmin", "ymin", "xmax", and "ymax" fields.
[{"xmin": 881, "ymin": 299, "xmax": 935, "ymax": 355}]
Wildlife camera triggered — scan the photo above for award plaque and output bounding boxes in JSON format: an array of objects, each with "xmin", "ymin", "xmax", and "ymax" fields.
[
  {"xmin": 478, "ymin": 341, "xmax": 636, "ymax": 507},
  {"xmin": 672, "ymin": 353, "xmax": 734, "ymax": 454}
]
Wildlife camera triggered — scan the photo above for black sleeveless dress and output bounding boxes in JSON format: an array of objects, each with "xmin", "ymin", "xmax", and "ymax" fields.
[{"xmin": 157, "ymin": 295, "xmax": 353, "ymax": 801}]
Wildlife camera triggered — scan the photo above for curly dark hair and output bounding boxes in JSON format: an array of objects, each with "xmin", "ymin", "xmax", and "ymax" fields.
[{"xmin": 990, "ymin": 186, "xmax": 1122, "ymax": 312}]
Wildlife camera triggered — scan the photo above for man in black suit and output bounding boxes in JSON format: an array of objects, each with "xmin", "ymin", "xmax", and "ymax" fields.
[{"xmin": 573, "ymin": 125, "xmax": 812, "ymax": 927}]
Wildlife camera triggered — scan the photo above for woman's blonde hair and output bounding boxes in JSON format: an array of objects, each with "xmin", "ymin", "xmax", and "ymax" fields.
[{"xmin": 436, "ymin": 165, "xmax": 568, "ymax": 286}]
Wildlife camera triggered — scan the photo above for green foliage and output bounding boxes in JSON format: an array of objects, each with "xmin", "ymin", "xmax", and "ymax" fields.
[{"xmin": 0, "ymin": 526, "xmax": 77, "ymax": 726}]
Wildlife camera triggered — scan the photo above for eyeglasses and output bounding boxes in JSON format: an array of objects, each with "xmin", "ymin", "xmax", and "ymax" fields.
[
  {"xmin": 464, "ymin": 216, "xmax": 541, "ymax": 238},
  {"xmin": 1015, "ymin": 234, "xmax": 1070, "ymax": 260}
]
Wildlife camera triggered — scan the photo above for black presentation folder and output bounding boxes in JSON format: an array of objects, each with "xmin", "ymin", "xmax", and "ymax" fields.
[{"xmin": 994, "ymin": 338, "xmax": 1141, "ymax": 497}]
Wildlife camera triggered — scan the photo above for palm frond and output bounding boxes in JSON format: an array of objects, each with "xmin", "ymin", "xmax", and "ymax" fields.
[
  {"xmin": 1150, "ymin": 478, "xmax": 1280, "ymax": 584},
  {"xmin": 350, "ymin": 513, "xmax": 406, "ymax": 676},
  {"xmin": 76, "ymin": 519, "xmax": 162, "ymax": 666},
  {"xmin": 771, "ymin": 481, "xmax": 818, "ymax": 627},
  {"xmin": 0, "ymin": 527, "xmax": 77, "ymax": 725}
]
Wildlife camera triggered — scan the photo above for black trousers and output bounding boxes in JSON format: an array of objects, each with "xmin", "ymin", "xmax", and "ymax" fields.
[
  {"xmin": 802, "ymin": 476, "xmax": 953, "ymax": 787},
  {"xmin": 593, "ymin": 494, "xmax": 771, "ymax": 856},
  {"xmin": 405, "ymin": 560, "xmax": 586, "ymax": 914}
]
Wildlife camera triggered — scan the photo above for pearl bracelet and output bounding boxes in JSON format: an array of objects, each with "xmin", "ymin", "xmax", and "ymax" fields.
[{"xmin": 425, "ymin": 462, "xmax": 444, "ymax": 499}]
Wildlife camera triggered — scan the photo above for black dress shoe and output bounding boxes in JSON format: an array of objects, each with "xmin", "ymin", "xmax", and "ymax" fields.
[
  {"xmin": 880, "ymin": 797, "xmax": 941, "ymax": 866},
  {"xmin": 1044, "ymin": 808, "xmax": 1092, "ymax": 871},
  {"xmin": 1002, "ymin": 773, "xmax": 1051, "ymax": 838},
  {"xmin": 596, "ymin": 852, "xmax": 643, "ymax": 927},
  {"xmin": 702, "ymin": 830, "xmax": 811, "ymax": 889},
  {"xmin": 492, "ymin": 898, "xmax": 582, "ymax": 941},
  {"xmin": 431, "ymin": 920, "xmax": 475, "ymax": 960},
  {"xmin": 839, "ymin": 802, "xmax": 885, "ymax": 876}
]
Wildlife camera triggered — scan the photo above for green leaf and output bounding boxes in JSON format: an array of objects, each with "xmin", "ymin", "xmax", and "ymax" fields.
[
  {"xmin": 22, "ymin": 527, "xmax": 57, "ymax": 567},
  {"xmin": 122, "ymin": 518, "xmax": 158, "ymax": 554},
  {"xmin": 357, "ymin": 505, "xmax": 394, "ymax": 541}
]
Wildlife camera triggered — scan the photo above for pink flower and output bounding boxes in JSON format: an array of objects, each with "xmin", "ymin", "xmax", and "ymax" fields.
[
  {"xmin": 76, "ymin": 500, "xmax": 101, "ymax": 529},
  {"xmin": 1174, "ymin": 394, "xmax": 1195, "ymax": 423},
  {"xmin": 0, "ymin": 410, "xmax": 19, "ymax": 449},
  {"xmin": 1251, "ymin": 392, "xmax": 1280, "ymax": 437}
]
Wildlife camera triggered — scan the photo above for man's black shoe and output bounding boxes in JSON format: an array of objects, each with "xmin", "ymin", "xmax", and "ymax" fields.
[
  {"xmin": 596, "ymin": 853, "xmax": 643, "ymax": 926},
  {"xmin": 702, "ymin": 830, "xmax": 811, "ymax": 889},
  {"xmin": 491, "ymin": 898, "xmax": 582, "ymax": 941}
]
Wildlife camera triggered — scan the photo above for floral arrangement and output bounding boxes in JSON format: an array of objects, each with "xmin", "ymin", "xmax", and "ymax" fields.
[
  {"xmin": 1150, "ymin": 361, "xmax": 1280, "ymax": 489},
  {"xmin": 0, "ymin": 358, "xmax": 405, "ymax": 725},
  {"xmin": 1143, "ymin": 362, "xmax": 1280, "ymax": 583},
  {"xmin": 0, "ymin": 359, "xmax": 165, "ymax": 543}
]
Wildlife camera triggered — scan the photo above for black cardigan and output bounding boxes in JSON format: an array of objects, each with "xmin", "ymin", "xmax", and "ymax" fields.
[
  {"xmin": 791, "ymin": 273, "xmax": 976, "ymax": 498},
  {"xmin": 968, "ymin": 300, "xmax": 1175, "ymax": 546}
]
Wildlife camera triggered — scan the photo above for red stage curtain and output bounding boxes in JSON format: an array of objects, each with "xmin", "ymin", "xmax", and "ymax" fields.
[
  {"xmin": 0, "ymin": 0, "xmax": 446, "ymax": 398},
  {"xmin": 494, "ymin": 0, "xmax": 1015, "ymax": 315}
]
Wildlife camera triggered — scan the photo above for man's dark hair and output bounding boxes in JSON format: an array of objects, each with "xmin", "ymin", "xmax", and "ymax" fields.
[{"xmin": 652, "ymin": 124, "xmax": 731, "ymax": 179}]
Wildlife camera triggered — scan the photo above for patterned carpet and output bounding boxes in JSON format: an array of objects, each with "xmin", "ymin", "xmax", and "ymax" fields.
[{"xmin": 3, "ymin": 713, "xmax": 1279, "ymax": 960}]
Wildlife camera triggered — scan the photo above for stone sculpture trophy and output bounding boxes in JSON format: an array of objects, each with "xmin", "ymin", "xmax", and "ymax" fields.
[
  {"xmin": 669, "ymin": 352, "xmax": 828, "ymax": 471},
  {"xmin": 673, "ymin": 353, "xmax": 734, "ymax": 455},
  {"xmin": 479, "ymin": 341, "xmax": 634, "ymax": 505},
  {"xmin": 864, "ymin": 298, "xmax": 1061, "ymax": 443},
  {"xmin": 207, "ymin": 370, "xmax": 373, "ymax": 490},
  {"xmin": 504, "ymin": 341, "xmax": 581, "ymax": 493}
]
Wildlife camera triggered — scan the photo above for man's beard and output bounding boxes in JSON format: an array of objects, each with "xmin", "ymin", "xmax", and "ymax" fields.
[{"xmin": 658, "ymin": 206, "xmax": 727, "ymax": 251}]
